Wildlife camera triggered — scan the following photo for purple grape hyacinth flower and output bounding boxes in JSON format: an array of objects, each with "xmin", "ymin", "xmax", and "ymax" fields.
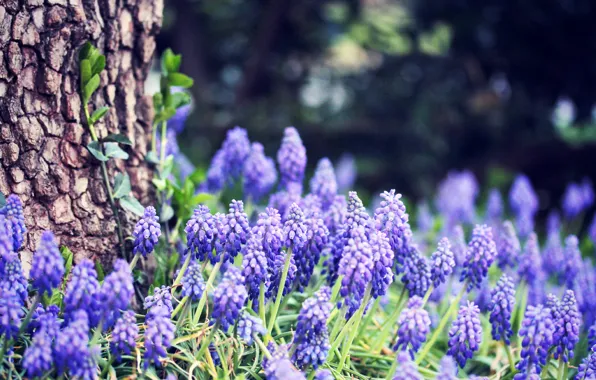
[
  {"xmin": 64, "ymin": 259, "xmax": 100, "ymax": 321},
  {"xmin": 296, "ymin": 215, "xmax": 329, "ymax": 290},
  {"xmin": 30, "ymin": 231, "xmax": 64, "ymax": 295},
  {"xmin": 451, "ymin": 225, "xmax": 467, "ymax": 267},
  {"xmin": 497, "ymin": 221, "xmax": 520, "ymax": 270},
  {"xmin": 185, "ymin": 205, "xmax": 214, "ymax": 262},
  {"xmin": 416, "ymin": 202, "xmax": 433, "ymax": 234},
  {"xmin": 577, "ymin": 346, "xmax": 596, "ymax": 380},
  {"xmin": 268, "ymin": 182, "xmax": 303, "ymax": 220},
  {"xmin": 394, "ymin": 297, "xmax": 431, "ymax": 356},
  {"xmin": 436, "ymin": 355, "xmax": 458, "ymax": 380},
  {"xmin": 263, "ymin": 343, "xmax": 306, "ymax": 380},
  {"xmin": 310, "ymin": 158, "xmax": 338, "ymax": 210},
  {"xmin": 460, "ymin": 224, "xmax": 497, "ymax": 291},
  {"xmin": 223, "ymin": 200, "xmax": 251, "ymax": 262},
  {"xmin": 23, "ymin": 331, "xmax": 53, "ymax": 378},
  {"xmin": 0, "ymin": 290, "xmax": 23, "ymax": 339},
  {"xmin": 374, "ymin": 190, "xmax": 411, "ymax": 261},
  {"xmin": 516, "ymin": 304, "xmax": 555, "ymax": 376},
  {"xmin": 436, "ymin": 170, "xmax": 479, "ymax": 229},
  {"xmin": 370, "ymin": 229, "xmax": 394, "ymax": 298},
  {"xmin": 206, "ymin": 149, "xmax": 228, "ymax": 192},
  {"xmin": 292, "ymin": 287, "xmax": 332, "ymax": 369},
  {"xmin": 447, "ymin": 301, "xmax": 482, "ymax": 368},
  {"xmin": 314, "ymin": 369, "xmax": 334, "ymax": 380},
  {"xmin": 182, "ymin": 261, "xmax": 206, "ymax": 301},
  {"xmin": 110, "ymin": 310, "xmax": 139, "ymax": 360},
  {"xmin": 563, "ymin": 235, "xmax": 582, "ymax": 289},
  {"xmin": 237, "ymin": 312, "xmax": 266, "ymax": 344},
  {"xmin": 399, "ymin": 246, "xmax": 432, "ymax": 297},
  {"xmin": 144, "ymin": 286, "xmax": 173, "ymax": 317},
  {"xmin": 562, "ymin": 183, "xmax": 585, "ymax": 219},
  {"xmin": 335, "ymin": 153, "xmax": 356, "ymax": 192},
  {"xmin": 53, "ymin": 310, "xmax": 90, "ymax": 375},
  {"xmin": 338, "ymin": 226, "xmax": 374, "ymax": 318},
  {"xmin": 552, "ymin": 290, "xmax": 580, "ymax": 362},
  {"xmin": 243, "ymin": 142, "xmax": 278, "ymax": 202},
  {"xmin": 0, "ymin": 255, "xmax": 28, "ymax": 304},
  {"xmin": 132, "ymin": 206, "xmax": 161, "ymax": 257},
  {"xmin": 267, "ymin": 250, "xmax": 297, "ymax": 300},
  {"xmin": 543, "ymin": 228, "xmax": 563, "ymax": 277},
  {"xmin": 392, "ymin": 351, "xmax": 423, "ymax": 380},
  {"xmin": 28, "ymin": 304, "xmax": 60, "ymax": 338},
  {"xmin": 489, "ymin": 274, "xmax": 515, "ymax": 344},
  {"xmin": 277, "ymin": 126, "xmax": 307, "ymax": 187},
  {"xmin": 430, "ymin": 237, "xmax": 455, "ymax": 288},
  {"xmin": 253, "ymin": 207, "xmax": 284, "ymax": 272},
  {"xmin": 486, "ymin": 188, "xmax": 503, "ymax": 223},
  {"xmin": 323, "ymin": 195, "xmax": 347, "ymax": 235},
  {"xmin": 144, "ymin": 306, "xmax": 175, "ymax": 368},
  {"xmin": 283, "ymin": 203, "xmax": 308, "ymax": 251},
  {"xmin": 212, "ymin": 267, "xmax": 248, "ymax": 331},
  {"xmin": 0, "ymin": 194, "xmax": 26, "ymax": 251},
  {"xmin": 242, "ymin": 234, "xmax": 268, "ymax": 301},
  {"xmin": 221, "ymin": 126, "xmax": 251, "ymax": 178},
  {"xmin": 0, "ymin": 216, "xmax": 15, "ymax": 271},
  {"xmin": 509, "ymin": 175, "xmax": 538, "ymax": 238},
  {"xmin": 518, "ymin": 232, "xmax": 542, "ymax": 284},
  {"xmin": 95, "ymin": 259, "xmax": 134, "ymax": 327}
]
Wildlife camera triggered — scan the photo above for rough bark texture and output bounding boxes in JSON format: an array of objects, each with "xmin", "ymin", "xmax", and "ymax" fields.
[{"xmin": 0, "ymin": 0, "xmax": 162, "ymax": 268}]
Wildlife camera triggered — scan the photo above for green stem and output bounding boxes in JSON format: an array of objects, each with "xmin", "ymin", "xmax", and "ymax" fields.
[
  {"xmin": 18, "ymin": 294, "xmax": 41, "ymax": 336},
  {"xmin": 421, "ymin": 284, "xmax": 435, "ymax": 307},
  {"xmin": 504, "ymin": 341, "xmax": 516, "ymax": 373},
  {"xmin": 356, "ymin": 297, "xmax": 380, "ymax": 341},
  {"xmin": 259, "ymin": 283, "xmax": 266, "ymax": 325},
  {"xmin": 415, "ymin": 282, "xmax": 467, "ymax": 365},
  {"xmin": 129, "ymin": 253, "xmax": 141, "ymax": 270},
  {"xmin": 193, "ymin": 260, "xmax": 223, "ymax": 325},
  {"xmin": 372, "ymin": 287, "xmax": 407, "ymax": 352},
  {"xmin": 266, "ymin": 248, "xmax": 293, "ymax": 341},
  {"xmin": 90, "ymin": 320, "xmax": 105, "ymax": 346},
  {"xmin": 329, "ymin": 307, "xmax": 347, "ymax": 343},
  {"xmin": 196, "ymin": 324, "xmax": 218, "ymax": 360},
  {"xmin": 337, "ymin": 286, "xmax": 372, "ymax": 372},
  {"xmin": 254, "ymin": 335, "xmax": 272, "ymax": 359},
  {"xmin": 557, "ymin": 358, "xmax": 565, "ymax": 380},
  {"xmin": 100, "ymin": 356, "xmax": 114, "ymax": 377},
  {"xmin": 171, "ymin": 254, "xmax": 192, "ymax": 295},
  {"xmin": 330, "ymin": 275, "xmax": 344, "ymax": 304},
  {"xmin": 563, "ymin": 361, "xmax": 569, "ymax": 380},
  {"xmin": 385, "ymin": 351, "xmax": 400, "ymax": 380},
  {"xmin": 171, "ymin": 296, "xmax": 189, "ymax": 319},
  {"xmin": 515, "ymin": 282, "xmax": 528, "ymax": 336}
]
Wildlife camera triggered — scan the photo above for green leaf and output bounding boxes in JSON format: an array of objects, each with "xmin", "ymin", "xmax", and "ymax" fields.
[
  {"xmin": 172, "ymin": 91, "xmax": 191, "ymax": 109},
  {"xmin": 152, "ymin": 178, "xmax": 167, "ymax": 191},
  {"xmin": 161, "ymin": 48, "xmax": 181, "ymax": 74},
  {"xmin": 49, "ymin": 289, "xmax": 64, "ymax": 309},
  {"xmin": 160, "ymin": 155, "xmax": 174, "ymax": 180},
  {"xmin": 153, "ymin": 267, "xmax": 166, "ymax": 288},
  {"xmin": 0, "ymin": 193, "xmax": 5, "ymax": 208},
  {"xmin": 60, "ymin": 246, "xmax": 74, "ymax": 278},
  {"xmin": 83, "ymin": 74, "xmax": 100, "ymax": 102},
  {"xmin": 155, "ymin": 107, "xmax": 176, "ymax": 123},
  {"xmin": 91, "ymin": 54, "xmax": 106, "ymax": 75},
  {"xmin": 167, "ymin": 73, "xmax": 194, "ymax": 88},
  {"xmin": 192, "ymin": 193, "xmax": 214, "ymax": 205},
  {"xmin": 79, "ymin": 42, "xmax": 93, "ymax": 61},
  {"xmin": 95, "ymin": 260, "xmax": 105, "ymax": 282},
  {"xmin": 113, "ymin": 172, "xmax": 131, "ymax": 199},
  {"xmin": 89, "ymin": 106, "xmax": 109, "ymax": 124},
  {"xmin": 120, "ymin": 195, "xmax": 144, "ymax": 216},
  {"xmin": 104, "ymin": 142, "xmax": 129, "ymax": 160},
  {"xmin": 160, "ymin": 204, "xmax": 174, "ymax": 222},
  {"xmin": 145, "ymin": 151, "xmax": 160, "ymax": 165},
  {"xmin": 87, "ymin": 141, "xmax": 109, "ymax": 162},
  {"xmin": 153, "ymin": 92, "xmax": 163, "ymax": 110},
  {"xmin": 102, "ymin": 133, "xmax": 132, "ymax": 146},
  {"xmin": 80, "ymin": 59, "xmax": 91, "ymax": 88}
]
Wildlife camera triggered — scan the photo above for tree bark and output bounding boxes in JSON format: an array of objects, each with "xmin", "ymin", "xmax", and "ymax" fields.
[{"xmin": 0, "ymin": 0, "xmax": 162, "ymax": 267}]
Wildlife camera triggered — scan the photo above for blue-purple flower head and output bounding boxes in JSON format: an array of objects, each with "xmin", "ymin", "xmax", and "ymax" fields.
[
  {"xmin": 221, "ymin": 126, "xmax": 251, "ymax": 178},
  {"xmin": 516, "ymin": 304, "xmax": 554, "ymax": 376},
  {"xmin": 577, "ymin": 346, "xmax": 596, "ymax": 380},
  {"xmin": 132, "ymin": 206, "xmax": 161, "ymax": 257},
  {"xmin": 416, "ymin": 202, "xmax": 433, "ymax": 234},
  {"xmin": 451, "ymin": 225, "xmax": 467, "ymax": 267},
  {"xmin": 30, "ymin": 231, "xmax": 64, "ymax": 295},
  {"xmin": 460, "ymin": 224, "xmax": 497, "ymax": 290},
  {"xmin": 212, "ymin": 267, "xmax": 248, "ymax": 331},
  {"xmin": 0, "ymin": 255, "xmax": 28, "ymax": 303},
  {"xmin": 323, "ymin": 195, "xmax": 347, "ymax": 235},
  {"xmin": 314, "ymin": 369, "xmax": 334, "ymax": 380},
  {"xmin": 0, "ymin": 194, "xmax": 26, "ymax": 251},
  {"xmin": 96, "ymin": 259, "xmax": 134, "ymax": 325},
  {"xmin": 182, "ymin": 261, "xmax": 206, "ymax": 301},
  {"xmin": 237, "ymin": 312, "xmax": 266, "ymax": 344},
  {"xmin": 223, "ymin": 200, "xmax": 251, "ymax": 262},
  {"xmin": 563, "ymin": 235, "xmax": 581, "ymax": 289},
  {"xmin": 23, "ymin": 330, "xmax": 53, "ymax": 378},
  {"xmin": 518, "ymin": 232, "xmax": 542, "ymax": 284},
  {"xmin": 28, "ymin": 304, "xmax": 60, "ymax": 338},
  {"xmin": 168, "ymin": 87, "xmax": 192, "ymax": 134},
  {"xmin": 369, "ymin": 229, "xmax": 394, "ymax": 298},
  {"xmin": 243, "ymin": 142, "xmax": 278, "ymax": 202},
  {"xmin": 309, "ymin": 158, "xmax": 338, "ymax": 210},
  {"xmin": 547, "ymin": 211, "xmax": 561, "ymax": 235},
  {"xmin": 509, "ymin": 174, "xmax": 538, "ymax": 215},
  {"xmin": 263, "ymin": 344, "xmax": 306, "ymax": 380},
  {"xmin": 335, "ymin": 153, "xmax": 356, "ymax": 192},
  {"xmin": 489, "ymin": 274, "xmax": 515, "ymax": 344},
  {"xmin": 53, "ymin": 310, "xmax": 90, "ymax": 375},
  {"xmin": 563, "ymin": 182, "xmax": 587, "ymax": 219},
  {"xmin": 242, "ymin": 234, "xmax": 268, "ymax": 300},
  {"xmin": 394, "ymin": 296, "xmax": 431, "ymax": 356},
  {"xmin": 496, "ymin": 221, "xmax": 520, "ymax": 270},
  {"xmin": 0, "ymin": 216, "xmax": 15, "ymax": 269},
  {"xmin": 399, "ymin": 246, "xmax": 432, "ymax": 297},
  {"xmin": 110, "ymin": 310, "xmax": 138, "ymax": 360},
  {"xmin": 64, "ymin": 259, "xmax": 99, "ymax": 320},
  {"xmin": 430, "ymin": 237, "xmax": 455, "ymax": 288},
  {"xmin": 300, "ymin": 194, "xmax": 323, "ymax": 218},
  {"xmin": 436, "ymin": 355, "xmax": 458, "ymax": 380},
  {"xmin": 295, "ymin": 215, "xmax": 329, "ymax": 290},
  {"xmin": 552, "ymin": 290, "xmax": 580, "ymax": 362},
  {"xmin": 277, "ymin": 126, "xmax": 307, "ymax": 187},
  {"xmin": 0, "ymin": 290, "xmax": 23, "ymax": 339},
  {"xmin": 267, "ymin": 250, "xmax": 297, "ymax": 300},
  {"xmin": 486, "ymin": 188, "xmax": 503, "ymax": 222},
  {"xmin": 185, "ymin": 205, "xmax": 215, "ymax": 262},
  {"xmin": 392, "ymin": 350, "xmax": 422, "ymax": 380},
  {"xmin": 143, "ymin": 305, "xmax": 175, "ymax": 368},
  {"xmin": 283, "ymin": 203, "xmax": 308, "ymax": 250},
  {"xmin": 436, "ymin": 170, "xmax": 478, "ymax": 228},
  {"xmin": 374, "ymin": 190, "xmax": 411, "ymax": 261},
  {"xmin": 291, "ymin": 287, "xmax": 332, "ymax": 369},
  {"xmin": 206, "ymin": 149, "xmax": 228, "ymax": 192},
  {"xmin": 144, "ymin": 286, "xmax": 173, "ymax": 317},
  {"xmin": 543, "ymin": 228, "xmax": 563, "ymax": 277},
  {"xmin": 338, "ymin": 226, "xmax": 374, "ymax": 318},
  {"xmin": 254, "ymin": 208, "xmax": 283, "ymax": 271},
  {"xmin": 268, "ymin": 183, "xmax": 303, "ymax": 220},
  {"xmin": 447, "ymin": 301, "xmax": 482, "ymax": 368}
]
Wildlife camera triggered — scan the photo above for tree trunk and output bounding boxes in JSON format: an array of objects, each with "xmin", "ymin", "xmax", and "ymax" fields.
[{"xmin": 0, "ymin": 0, "xmax": 162, "ymax": 267}]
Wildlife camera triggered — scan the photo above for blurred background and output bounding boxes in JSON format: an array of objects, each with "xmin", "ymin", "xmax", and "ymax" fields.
[{"xmin": 152, "ymin": 0, "xmax": 596, "ymax": 215}]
